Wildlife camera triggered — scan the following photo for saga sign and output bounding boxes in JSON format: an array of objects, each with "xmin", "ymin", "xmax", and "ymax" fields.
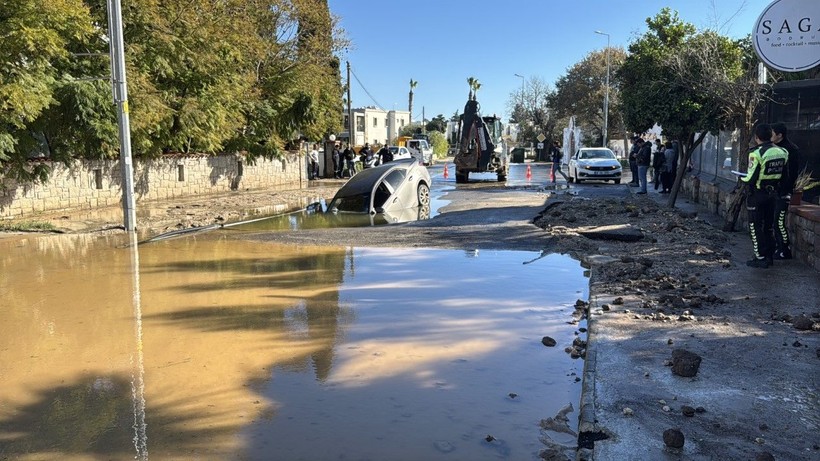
[{"xmin": 753, "ymin": 0, "xmax": 820, "ymax": 72}]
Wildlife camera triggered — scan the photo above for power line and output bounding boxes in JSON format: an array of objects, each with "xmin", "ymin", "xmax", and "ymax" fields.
[{"xmin": 349, "ymin": 65, "xmax": 384, "ymax": 110}]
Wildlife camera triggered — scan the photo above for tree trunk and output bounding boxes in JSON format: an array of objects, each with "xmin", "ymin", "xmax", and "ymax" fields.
[
  {"xmin": 667, "ymin": 132, "xmax": 707, "ymax": 208},
  {"xmin": 722, "ymin": 124, "xmax": 754, "ymax": 231}
]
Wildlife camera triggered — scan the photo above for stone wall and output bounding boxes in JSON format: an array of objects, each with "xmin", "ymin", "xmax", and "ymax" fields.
[
  {"xmin": 682, "ymin": 174, "xmax": 820, "ymax": 271},
  {"xmin": 0, "ymin": 152, "xmax": 305, "ymax": 218}
]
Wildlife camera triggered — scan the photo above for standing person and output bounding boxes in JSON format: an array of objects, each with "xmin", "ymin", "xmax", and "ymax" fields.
[
  {"xmin": 331, "ymin": 143, "xmax": 342, "ymax": 179},
  {"xmin": 627, "ymin": 137, "xmax": 641, "ymax": 186},
  {"xmin": 377, "ymin": 143, "xmax": 393, "ymax": 164},
  {"xmin": 550, "ymin": 141, "xmax": 563, "ymax": 183},
  {"xmin": 635, "ymin": 138, "xmax": 652, "ymax": 194},
  {"xmin": 771, "ymin": 122, "xmax": 801, "ymax": 259},
  {"xmin": 359, "ymin": 143, "xmax": 373, "ymax": 169},
  {"xmin": 343, "ymin": 144, "xmax": 355, "ymax": 177},
  {"xmin": 742, "ymin": 124, "xmax": 789, "ymax": 268},
  {"xmin": 661, "ymin": 141, "xmax": 676, "ymax": 193},
  {"xmin": 652, "ymin": 140, "xmax": 666, "ymax": 190},
  {"xmin": 308, "ymin": 144, "xmax": 320, "ymax": 180}
]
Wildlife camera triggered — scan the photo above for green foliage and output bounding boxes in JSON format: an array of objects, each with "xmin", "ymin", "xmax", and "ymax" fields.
[
  {"xmin": 426, "ymin": 114, "xmax": 447, "ymax": 133},
  {"xmin": 617, "ymin": 8, "xmax": 721, "ymax": 143},
  {"xmin": 549, "ymin": 47, "xmax": 627, "ymax": 144},
  {"xmin": 0, "ymin": 221, "xmax": 57, "ymax": 232},
  {"xmin": 427, "ymin": 131, "xmax": 447, "ymax": 158},
  {"xmin": 398, "ymin": 123, "xmax": 424, "ymax": 138},
  {"xmin": 0, "ymin": 0, "xmax": 344, "ymax": 182}
]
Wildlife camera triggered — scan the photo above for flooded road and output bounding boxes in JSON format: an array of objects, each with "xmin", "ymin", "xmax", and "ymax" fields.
[{"xmin": 0, "ymin": 230, "xmax": 587, "ymax": 460}]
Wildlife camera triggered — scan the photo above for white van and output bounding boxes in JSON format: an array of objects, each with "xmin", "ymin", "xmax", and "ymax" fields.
[{"xmin": 406, "ymin": 139, "xmax": 434, "ymax": 166}]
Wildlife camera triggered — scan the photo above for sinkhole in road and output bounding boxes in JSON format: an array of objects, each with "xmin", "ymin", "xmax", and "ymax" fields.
[{"xmin": 0, "ymin": 234, "xmax": 588, "ymax": 460}]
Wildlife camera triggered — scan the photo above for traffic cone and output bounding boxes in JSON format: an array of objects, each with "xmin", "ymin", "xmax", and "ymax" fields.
[
  {"xmin": 526, "ymin": 164, "xmax": 532, "ymax": 180},
  {"xmin": 443, "ymin": 163, "xmax": 449, "ymax": 179}
]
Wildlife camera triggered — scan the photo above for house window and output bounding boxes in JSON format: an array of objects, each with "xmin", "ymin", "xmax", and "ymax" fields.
[
  {"xmin": 373, "ymin": 117, "xmax": 378, "ymax": 127},
  {"xmin": 385, "ymin": 118, "xmax": 389, "ymax": 127},
  {"xmin": 356, "ymin": 116, "xmax": 365, "ymax": 132},
  {"xmin": 177, "ymin": 164, "xmax": 185, "ymax": 181},
  {"xmin": 400, "ymin": 119, "xmax": 405, "ymax": 127},
  {"xmin": 344, "ymin": 114, "xmax": 349, "ymax": 130}
]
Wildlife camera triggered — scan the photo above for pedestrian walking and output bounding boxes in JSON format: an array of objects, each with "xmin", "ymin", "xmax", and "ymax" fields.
[
  {"xmin": 550, "ymin": 141, "xmax": 563, "ymax": 183},
  {"xmin": 308, "ymin": 144, "xmax": 320, "ymax": 180},
  {"xmin": 635, "ymin": 138, "xmax": 651, "ymax": 194},
  {"xmin": 742, "ymin": 124, "xmax": 789, "ymax": 268},
  {"xmin": 771, "ymin": 122, "xmax": 801, "ymax": 259}
]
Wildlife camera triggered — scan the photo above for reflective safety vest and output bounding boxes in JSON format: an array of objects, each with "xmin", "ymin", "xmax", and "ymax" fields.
[{"xmin": 742, "ymin": 143, "xmax": 788, "ymax": 190}]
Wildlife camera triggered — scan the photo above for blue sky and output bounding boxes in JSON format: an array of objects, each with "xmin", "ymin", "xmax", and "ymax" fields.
[{"xmin": 328, "ymin": 0, "xmax": 772, "ymax": 121}]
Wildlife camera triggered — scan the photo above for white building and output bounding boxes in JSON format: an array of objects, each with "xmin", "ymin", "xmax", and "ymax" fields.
[{"xmin": 342, "ymin": 107, "xmax": 411, "ymax": 147}]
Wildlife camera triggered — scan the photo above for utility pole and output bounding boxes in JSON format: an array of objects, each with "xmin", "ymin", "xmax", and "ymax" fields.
[
  {"xmin": 594, "ymin": 30, "xmax": 610, "ymax": 148},
  {"xmin": 422, "ymin": 107, "xmax": 426, "ymax": 134},
  {"xmin": 107, "ymin": 0, "xmax": 137, "ymax": 231},
  {"xmin": 347, "ymin": 61, "xmax": 353, "ymax": 146}
]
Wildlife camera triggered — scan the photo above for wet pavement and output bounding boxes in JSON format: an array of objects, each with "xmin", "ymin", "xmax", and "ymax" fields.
[{"xmin": 0, "ymin": 229, "xmax": 588, "ymax": 460}]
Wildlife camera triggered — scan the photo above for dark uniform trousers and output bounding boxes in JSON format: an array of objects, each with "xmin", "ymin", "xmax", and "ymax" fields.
[
  {"xmin": 746, "ymin": 186, "xmax": 778, "ymax": 259},
  {"xmin": 773, "ymin": 196, "xmax": 790, "ymax": 253}
]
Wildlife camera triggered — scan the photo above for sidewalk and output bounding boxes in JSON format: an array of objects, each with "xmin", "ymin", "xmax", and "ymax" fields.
[{"xmin": 580, "ymin": 179, "xmax": 820, "ymax": 459}]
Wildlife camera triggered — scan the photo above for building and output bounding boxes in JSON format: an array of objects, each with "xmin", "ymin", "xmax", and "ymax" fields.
[{"xmin": 342, "ymin": 107, "xmax": 411, "ymax": 147}]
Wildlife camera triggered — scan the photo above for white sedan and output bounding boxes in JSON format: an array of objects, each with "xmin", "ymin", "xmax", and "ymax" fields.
[{"xmin": 568, "ymin": 148, "xmax": 622, "ymax": 184}]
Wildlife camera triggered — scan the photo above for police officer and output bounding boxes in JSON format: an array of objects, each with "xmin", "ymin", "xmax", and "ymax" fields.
[
  {"xmin": 742, "ymin": 124, "xmax": 789, "ymax": 268},
  {"xmin": 771, "ymin": 122, "xmax": 800, "ymax": 260}
]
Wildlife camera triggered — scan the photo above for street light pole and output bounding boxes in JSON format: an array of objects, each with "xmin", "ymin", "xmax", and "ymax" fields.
[
  {"xmin": 594, "ymin": 30, "xmax": 610, "ymax": 148},
  {"xmin": 513, "ymin": 73, "xmax": 525, "ymax": 113}
]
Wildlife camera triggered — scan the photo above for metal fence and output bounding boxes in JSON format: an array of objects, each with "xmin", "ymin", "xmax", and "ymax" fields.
[{"xmin": 688, "ymin": 130, "xmax": 741, "ymax": 185}]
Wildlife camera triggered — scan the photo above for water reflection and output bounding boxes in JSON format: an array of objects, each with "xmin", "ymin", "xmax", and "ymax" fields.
[{"xmin": 0, "ymin": 234, "xmax": 587, "ymax": 460}]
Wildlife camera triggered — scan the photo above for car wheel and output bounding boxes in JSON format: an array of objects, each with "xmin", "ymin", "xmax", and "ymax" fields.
[{"xmin": 417, "ymin": 183, "xmax": 430, "ymax": 207}]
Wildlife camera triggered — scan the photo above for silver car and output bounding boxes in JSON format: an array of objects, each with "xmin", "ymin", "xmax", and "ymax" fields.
[
  {"xmin": 329, "ymin": 159, "xmax": 431, "ymax": 216},
  {"xmin": 568, "ymin": 147, "xmax": 622, "ymax": 184}
]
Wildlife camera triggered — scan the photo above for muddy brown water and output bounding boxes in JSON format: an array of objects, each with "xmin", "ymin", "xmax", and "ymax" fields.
[{"xmin": 0, "ymin": 230, "xmax": 587, "ymax": 460}]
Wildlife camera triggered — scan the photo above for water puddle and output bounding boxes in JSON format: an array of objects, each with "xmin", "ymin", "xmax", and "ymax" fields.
[{"xmin": 0, "ymin": 233, "xmax": 587, "ymax": 460}]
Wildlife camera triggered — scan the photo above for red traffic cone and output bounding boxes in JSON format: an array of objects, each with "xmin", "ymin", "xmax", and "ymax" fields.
[
  {"xmin": 526, "ymin": 164, "xmax": 532, "ymax": 180},
  {"xmin": 443, "ymin": 163, "xmax": 449, "ymax": 179}
]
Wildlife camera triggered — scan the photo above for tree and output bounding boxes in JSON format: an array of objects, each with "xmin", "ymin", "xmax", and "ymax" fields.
[
  {"xmin": 427, "ymin": 131, "xmax": 448, "ymax": 159},
  {"xmin": 548, "ymin": 47, "xmax": 627, "ymax": 147},
  {"xmin": 426, "ymin": 114, "xmax": 447, "ymax": 133},
  {"xmin": 0, "ymin": 0, "xmax": 97, "ymax": 181},
  {"xmin": 618, "ymin": 8, "xmax": 722, "ymax": 207},
  {"xmin": 466, "ymin": 77, "xmax": 481, "ymax": 101},
  {"xmin": 0, "ymin": 0, "xmax": 347, "ymax": 182},
  {"xmin": 506, "ymin": 76, "xmax": 557, "ymax": 145},
  {"xmin": 408, "ymin": 79, "xmax": 417, "ymax": 121},
  {"xmin": 667, "ymin": 32, "xmax": 768, "ymax": 228}
]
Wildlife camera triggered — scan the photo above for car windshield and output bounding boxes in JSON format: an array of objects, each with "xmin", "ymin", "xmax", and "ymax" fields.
[
  {"xmin": 579, "ymin": 149, "xmax": 615, "ymax": 160},
  {"xmin": 389, "ymin": 147, "xmax": 399, "ymax": 154}
]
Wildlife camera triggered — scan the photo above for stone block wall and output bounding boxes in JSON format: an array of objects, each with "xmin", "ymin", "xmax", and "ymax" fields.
[
  {"xmin": 0, "ymin": 153, "xmax": 305, "ymax": 218},
  {"xmin": 788, "ymin": 206, "xmax": 820, "ymax": 272},
  {"xmin": 682, "ymin": 174, "xmax": 820, "ymax": 272}
]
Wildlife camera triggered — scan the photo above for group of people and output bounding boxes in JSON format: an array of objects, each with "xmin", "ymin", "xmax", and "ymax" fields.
[
  {"xmin": 628, "ymin": 137, "xmax": 677, "ymax": 194},
  {"xmin": 310, "ymin": 142, "xmax": 397, "ymax": 180},
  {"xmin": 742, "ymin": 123, "xmax": 800, "ymax": 268}
]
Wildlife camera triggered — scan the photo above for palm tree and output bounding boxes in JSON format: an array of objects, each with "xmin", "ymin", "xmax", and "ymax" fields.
[
  {"xmin": 408, "ymin": 79, "xmax": 418, "ymax": 120},
  {"xmin": 467, "ymin": 77, "xmax": 476, "ymax": 100},
  {"xmin": 472, "ymin": 81, "xmax": 481, "ymax": 100}
]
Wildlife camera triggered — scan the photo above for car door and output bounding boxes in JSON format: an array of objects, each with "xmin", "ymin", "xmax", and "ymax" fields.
[{"xmin": 374, "ymin": 168, "xmax": 408, "ymax": 213}]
